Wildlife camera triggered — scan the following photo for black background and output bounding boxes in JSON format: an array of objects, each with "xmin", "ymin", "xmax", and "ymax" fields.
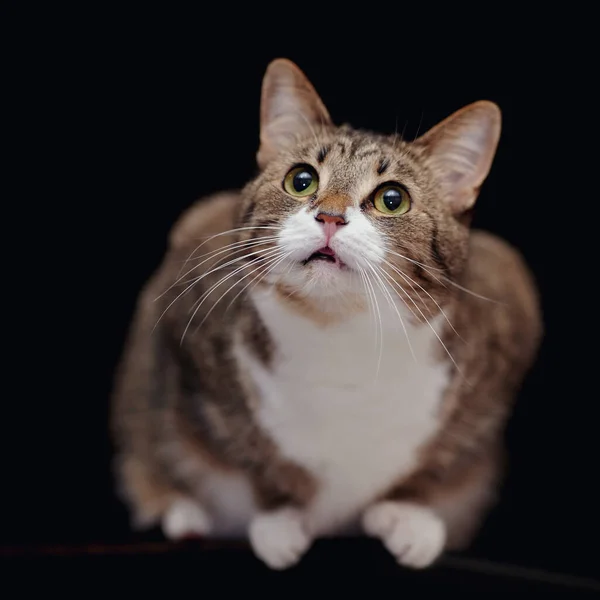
[{"xmin": 5, "ymin": 6, "xmax": 599, "ymax": 587}]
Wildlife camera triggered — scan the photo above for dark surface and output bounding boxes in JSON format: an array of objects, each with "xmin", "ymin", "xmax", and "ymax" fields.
[
  {"xmin": 5, "ymin": 5, "xmax": 599, "ymax": 590},
  {"xmin": 3, "ymin": 540, "xmax": 600, "ymax": 595}
]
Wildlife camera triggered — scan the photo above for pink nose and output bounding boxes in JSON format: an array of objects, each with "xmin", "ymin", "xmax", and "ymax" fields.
[{"xmin": 315, "ymin": 212, "xmax": 346, "ymax": 243}]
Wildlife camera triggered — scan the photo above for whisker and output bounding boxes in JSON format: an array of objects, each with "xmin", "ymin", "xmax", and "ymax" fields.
[
  {"xmin": 439, "ymin": 277, "xmax": 503, "ymax": 303},
  {"xmin": 384, "ymin": 245, "xmax": 501, "ymax": 304},
  {"xmin": 412, "ymin": 109, "xmax": 425, "ymax": 141},
  {"xmin": 225, "ymin": 252, "xmax": 293, "ymax": 312},
  {"xmin": 385, "ymin": 246, "xmax": 445, "ymax": 273},
  {"xmin": 179, "ymin": 243, "xmax": 282, "ymax": 295},
  {"xmin": 358, "ymin": 267, "xmax": 375, "ymax": 338},
  {"xmin": 188, "ymin": 225, "xmax": 282, "ymax": 245},
  {"xmin": 379, "ymin": 263, "xmax": 467, "ymax": 381},
  {"xmin": 383, "ymin": 259, "xmax": 464, "ymax": 342},
  {"xmin": 363, "ymin": 268, "xmax": 383, "ymax": 381},
  {"xmin": 174, "ymin": 225, "xmax": 282, "ymax": 279},
  {"xmin": 391, "ymin": 115, "xmax": 400, "ymax": 154},
  {"xmin": 368, "ymin": 263, "xmax": 417, "ymax": 363},
  {"xmin": 183, "ymin": 252, "xmax": 288, "ymax": 343},
  {"xmin": 357, "ymin": 267, "xmax": 378, "ymax": 361},
  {"xmin": 374, "ymin": 265, "xmax": 420, "ymax": 322},
  {"xmin": 186, "ymin": 247, "xmax": 284, "ymax": 315},
  {"xmin": 159, "ymin": 236, "xmax": 279, "ymax": 298},
  {"xmin": 183, "ymin": 236, "xmax": 280, "ymax": 264},
  {"xmin": 153, "ymin": 246, "xmax": 282, "ymax": 331}
]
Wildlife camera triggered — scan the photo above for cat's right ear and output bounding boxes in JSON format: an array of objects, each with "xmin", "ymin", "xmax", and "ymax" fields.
[{"xmin": 257, "ymin": 59, "xmax": 332, "ymax": 169}]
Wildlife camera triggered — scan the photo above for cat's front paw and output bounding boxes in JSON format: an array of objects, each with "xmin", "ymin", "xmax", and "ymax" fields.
[
  {"xmin": 162, "ymin": 498, "xmax": 212, "ymax": 540},
  {"xmin": 249, "ymin": 507, "xmax": 311, "ymax": 570},
  {"xmin": 363, "ymin": 501, "xmax": 446, "ymax": 568}
]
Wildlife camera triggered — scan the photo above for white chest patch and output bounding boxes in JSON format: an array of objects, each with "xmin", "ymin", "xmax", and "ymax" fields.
[{"xmin": 235, "ymin": 288, "xmax": 451, "ymax": 535}]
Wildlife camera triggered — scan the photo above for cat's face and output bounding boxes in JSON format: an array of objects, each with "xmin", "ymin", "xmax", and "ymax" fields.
[{"xmin": 239, "ymin": 60, "xmax": 500, "ymax": 319}]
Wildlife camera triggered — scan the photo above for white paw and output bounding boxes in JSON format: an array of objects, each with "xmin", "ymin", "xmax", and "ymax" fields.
[
  {"xmin": 162, "ymin": 498, "xmax": 212, "ymax": 540},
  {"xmin": 363, "ymin": 501, "xmax": 446, "ymax": 569},
  {"xmin": 249, "ymin": 507, "xmax": 311, "ymax": 570}
]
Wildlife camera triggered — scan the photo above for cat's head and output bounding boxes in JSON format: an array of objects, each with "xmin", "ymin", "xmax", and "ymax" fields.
[{"xmin": 239, "ymin": 59, "xmax": 500, "ymax": 319}]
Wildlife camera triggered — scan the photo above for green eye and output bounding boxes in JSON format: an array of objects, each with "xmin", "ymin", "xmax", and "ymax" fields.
[
  {"xmin": 373, "ymin": 185, "xmax": 411, "ymax": 216},
  {"xmin": 283, "ymin": 165, "xmax": 319, "ymax": 197}
]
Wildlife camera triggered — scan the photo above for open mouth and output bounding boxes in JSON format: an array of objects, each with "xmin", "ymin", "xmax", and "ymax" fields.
[{"xmin": 302, "ymin": 247, "xmax": 343, "ymax": 266}]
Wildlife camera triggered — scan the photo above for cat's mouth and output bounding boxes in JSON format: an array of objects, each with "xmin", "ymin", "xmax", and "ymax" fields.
[{"xmin": 302, "ymin": 247, "xmax": 345, "ymax": 268}]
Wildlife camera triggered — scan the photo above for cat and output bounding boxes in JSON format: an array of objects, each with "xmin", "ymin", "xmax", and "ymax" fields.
[{"xmin": 111, "ymin": 58, "xmax": 542, "ymax": 570}]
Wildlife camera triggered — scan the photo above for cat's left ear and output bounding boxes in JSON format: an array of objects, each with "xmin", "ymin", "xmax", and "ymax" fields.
[
  {"xmin": 257, "ymin": 59, "xmax": 332, "ymax": 169},
  {"xmin": 416, "ymin": 101, "xmax": 501, "ymax": 213}
]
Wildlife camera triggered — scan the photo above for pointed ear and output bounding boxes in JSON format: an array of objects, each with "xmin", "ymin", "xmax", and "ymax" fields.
[
  {"xmin": 257, "ymin": 59, "xmax": 332, "ymax": 169},
  {"xmin": 416, "ymin": 101, "xmax": 501, "ymax": 213}
]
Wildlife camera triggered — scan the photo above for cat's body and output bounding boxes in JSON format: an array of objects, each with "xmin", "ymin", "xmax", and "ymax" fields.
[{"xmin": 112, "ymin": 60, "xmax": 541, "ymax": 569}]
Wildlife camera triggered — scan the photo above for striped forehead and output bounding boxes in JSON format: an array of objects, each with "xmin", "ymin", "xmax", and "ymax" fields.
[{"xmin": 311, "ymin": 138, "xmax": 394, "ymax": 197}]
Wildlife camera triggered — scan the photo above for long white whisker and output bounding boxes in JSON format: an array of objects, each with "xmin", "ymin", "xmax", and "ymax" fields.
[
  {"xmin": 384, "ymin": 246, "xmax": 501, "ymax": 304},
  {"xmin": 363, "ymin": 234, "xmax": 497, "ymax": 304},
  {"xmin": 188, "ymin": 225, "xmax": 282, "ymax": 246},
  {"xmin": 368, "ymin": 263, "xmax": 417, "ymax": 363},
  {"xmin": 225, "ymin": 251, "xmax": 292, "ymax": 312},
  {"xmin": 383, "ymin": 264, "xmax": 466, "ymax": 379},
  {"xmin": 183, "ymin": 251, "xmax": 287, "ymax": 343},
  {"xmin": 181, "ymin": 244, "xmax": 282, "ymax": 296},
  {"xmin": 186, "ymin": 247, "xmax": 284, "ymax": 315},
  {"xmin": 363, "ymin": 269, "xmax": 383, "ymax": 381},
  {"xmin": 439, "ymin": 277, "xmax": 502, "ymax": 303},
  {"xmin": 361, "ymin": 236, "xmax": 446, "ymax": 295},
  {"xmin": 358, "ymin": 267, "xmax": 375, "ymax": 338},
  {"xmin": 383, "ymin": 259, "xmax": 464, "ymax": 342},
  {"xmin": 385, "ymin": 246, "xmax": 445, "ymax": 273},
  {"xmin": 174, "ymin": 225, "xmax": 282, "ymax": 279},
  {"xmin": 252, "ymin": 252, "xmax": 293, "ymax": 293},
  {"xmin": 153, "ymin": 246, "xmax": 282, "ymax": 331},
  {"xmin": 184, "ymin": 236, "xmax": 280, "ymax": 264},
  {"xmin": 161, "ymin": 236, "xmax": 279, "ymax": 298},
  {"xmin": 385, "ymin": 260, "xmax": 436, "ymax": 319},
  {"xmin": 375, "ymin": 266, "xmax": 420, "ymax": 323},
  {"xmin": 358, "ymin": 266, "xmax": 379, "ymax": 366}
]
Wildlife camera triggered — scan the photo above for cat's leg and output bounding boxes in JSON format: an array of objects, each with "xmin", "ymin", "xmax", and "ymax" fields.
[
  {"xmin": 362, "ymin": 451, "xmax": 499, "ymax": 568},
  {"xmin": 247, "ymin": 465, "xmax": 317, "ymax": 570},
  {"xmin": 249, "ymin": 506, "xmax": 311, "ymax": 570},
  {"xmin": 115, "ymin": 454, "xmax": 178, "ymax": 529},
  {"xmin": 116, "ymin": 454, "xmax": 213, "ymax": 538},
  {"xmin": 161, "ymin": 497, "xmax": 212, "ymax": 540},
  {"xmin": 363, "ymin": 501, "xmax": 446, "ymax": 568}
]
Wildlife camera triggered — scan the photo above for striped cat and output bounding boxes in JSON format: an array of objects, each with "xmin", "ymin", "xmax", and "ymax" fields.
[{"xmin": 112, "ymin": 59, "xmax": 541, "ymax": 570}]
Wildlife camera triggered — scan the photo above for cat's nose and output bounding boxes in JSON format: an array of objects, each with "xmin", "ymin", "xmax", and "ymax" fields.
[
  {"xmin": 315, "ymin": 212, "xmax": 346, "ymax": 243},
  {"xmin": 315, "ymin": 212, "xmax": 347, "ymax": 226}
]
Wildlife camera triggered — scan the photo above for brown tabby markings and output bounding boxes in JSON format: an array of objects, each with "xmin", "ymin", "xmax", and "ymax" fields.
[
  {"xmin": 112, "ymin": 59, "xmax": 542, "ymax": 558},
  {"xmin": 242, "ymin": 124, "xmax": 466, "ymax": 323},
  {"xmin": 113, "ymin": 193, "xmax": 317, "ymax": 520},
  {"xmin": 385, "ymin": 232, "xmax": 541, "ymax": 547}
]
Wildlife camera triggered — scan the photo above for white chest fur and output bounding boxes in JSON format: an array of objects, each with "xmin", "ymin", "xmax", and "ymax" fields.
[{"xmin": 236, "ymin": 288, "xmax": 451, "ymax": 535}]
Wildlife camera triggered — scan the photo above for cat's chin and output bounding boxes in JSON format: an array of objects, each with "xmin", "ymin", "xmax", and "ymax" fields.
[{"xmin": 272, "ymin": 258, "xmax": 360, "ymax": 301}]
